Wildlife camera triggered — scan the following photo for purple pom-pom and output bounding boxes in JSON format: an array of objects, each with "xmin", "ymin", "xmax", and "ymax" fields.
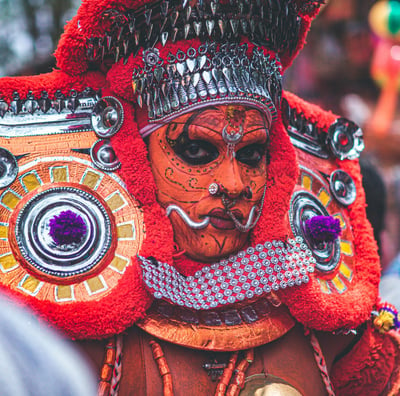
[
  {"xmin": 305, "ymin": 215, "xmax": 342, "ymax": 243},
  {"xmin": 49, "ymin": 210, "xmax": 87, "ymax": 245}
]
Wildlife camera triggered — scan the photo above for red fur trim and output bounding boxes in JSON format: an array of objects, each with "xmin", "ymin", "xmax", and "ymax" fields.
[
  {"xmin": 140, "ymin": 204, "xmax": 174, "ymax": 263},
  {"xmin": 281, "ymin": 15, "xmax": 312, "ymax": 71},
  {"xmin": 0, "ymin": 70, "xmax": 106, "ymax": 101},
  {"xmin": 331, "ymin": 325, "xmax": 400, "ymax": 396},
  {"xmin": 251, "ymin": 115, "xmax": 298, "ymax": 243},
  {"xmin": 283, "ymin": 90, "xmax": 336, "ymax": 126},
  {"xmin": 173, "ymin": 255, "xmax": 205, "ymax": 277},
  {"xmin": 109, "ymin": 93, "xmax": 158, "ymax": 205},
  {"xmin": 109, "ymin": 92, "xmax": 175, "ymax": 264},
  {"xmin": 0, "ymin": 259, "xmax": 152, "ymax": 340},
  {"xmin": 279, "ymin": 91, "xmax": 381, "ymax": 331}
]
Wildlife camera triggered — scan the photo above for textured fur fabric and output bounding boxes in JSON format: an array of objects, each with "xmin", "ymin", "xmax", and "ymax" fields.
[{"xmin": 331, "ymin": 325, "xmax": 400, "ymax": 396}]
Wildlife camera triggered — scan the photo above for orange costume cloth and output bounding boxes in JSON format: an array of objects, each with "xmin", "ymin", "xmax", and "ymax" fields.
[{"xmin": 0, "ymin": 0, "xmax": 398, "ymax": 395}]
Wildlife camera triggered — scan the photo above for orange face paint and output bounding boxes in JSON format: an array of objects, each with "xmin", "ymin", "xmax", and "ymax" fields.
[{"xmin": 148, "ymin": 105, "xmax": 270, "ymax": 262}]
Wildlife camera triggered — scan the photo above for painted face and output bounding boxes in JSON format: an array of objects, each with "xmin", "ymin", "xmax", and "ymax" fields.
[{"xmin": 148, "ymin": 105, "xmax": 269, "ymax": 262}]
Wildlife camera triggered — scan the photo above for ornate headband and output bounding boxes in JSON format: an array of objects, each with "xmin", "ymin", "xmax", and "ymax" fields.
[{"xmin": 132, "ymin": 42, "xmax": 282, "ymax": 137}]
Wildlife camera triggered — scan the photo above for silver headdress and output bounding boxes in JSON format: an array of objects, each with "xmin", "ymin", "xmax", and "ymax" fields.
[{"xmin": 133, "ymin": 42, "xmax": 283, "ymax": 137}]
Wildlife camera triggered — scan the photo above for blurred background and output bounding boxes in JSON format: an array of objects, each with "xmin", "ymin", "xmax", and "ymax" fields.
[
  {"xmin": 1, "ymin": 0, "xmax": 400, "ymax": 302},
  {"xmin": 0, "ymin": 0, "xmax": 79, "ymax": 76}
]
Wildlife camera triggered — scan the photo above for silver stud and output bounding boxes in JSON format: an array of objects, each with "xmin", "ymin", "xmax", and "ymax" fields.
[
  {"xmin": 218, "ymin": 19, "xmax": 226, "ymax": 37},
  {"xmin": 206, "ymin": 19, "xmax": 215, "ymax": 36},
  {"xmin": 193, "ymin": 21, "xmax": 202, "ymax": 36},
  {"xmin": 161, "ymin": 32, "xmax": 169, "ymax": 46},
  {"xmin": 184, "ymin": 24, "xmax": 191, "ymax": 39}
]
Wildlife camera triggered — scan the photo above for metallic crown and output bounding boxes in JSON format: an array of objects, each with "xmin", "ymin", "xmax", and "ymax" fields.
[{"xmin": 133, "ymin": 42, "xmax": 282, "ymax": 135}]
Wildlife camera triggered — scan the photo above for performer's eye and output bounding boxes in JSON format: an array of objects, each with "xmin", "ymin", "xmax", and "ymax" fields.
[
  {"xmin": 174, "ymin": 140, "xmax": 219, "ymax": 165},
  {"xmin": 236, "ymin": 144, "xmax": 265, "ymax": 167}
]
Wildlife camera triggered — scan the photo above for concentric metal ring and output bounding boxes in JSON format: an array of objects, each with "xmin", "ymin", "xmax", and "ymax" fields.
[
  {"xmin": 91, "ymin": 96, "xmax": 124, "ymax": 138},
  {"xmin": 0, "ymin": 147, "xmax": 18, "ymax": 188},
  {"xmin": 15, "ymin": 186, "xmax": 113, "ymax": 277},
  {"xmin": 290, "ymin": 191, "xmax": 340, "ymax": 273},
  {"xmin": 90, "ymin": 139, "xmax": 121, "ymax": 172},
  {"xmin": 329, "ymin": 170, "xmax": 357, "ymax": 207}
]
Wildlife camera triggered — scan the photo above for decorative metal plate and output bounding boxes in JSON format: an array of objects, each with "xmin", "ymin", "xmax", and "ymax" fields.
[
  {"xmin": 91, "ymin": 96, "xmax": 124, "ymax": 138},
  {"xmin": 90, "ymin": 139, "xmax": 121, "ymax": 171},
  {"xmin": 14, "ymin": 186, "xmax": 112, "ymax": 277},
  {"xmin": 0, "ymin": 155, "xmax": 144, "ymax": 304},
  {"xmin": 290, "ymin": 191, "xmax": 340, "ymax": 272},
  {"xmin": 0, "ymin": 147, "xmax": 18, "ymax": 188},
  {"xmin": 326, "ymin": 118, "xmax": 364, "ymax": 160},
  {"xmin": 329, "ymin": 169, "xmax": 357, "ymax": 207},
  {"xmin": 290, "ymin": 164, "xmax": 355, "ymax": 294}
]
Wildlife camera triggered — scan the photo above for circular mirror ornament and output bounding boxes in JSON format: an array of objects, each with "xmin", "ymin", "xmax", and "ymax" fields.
[
  {"xmin": 90, "ymin": 139, "xmax": 121, "ymax": 172},
  {"xmin": 290, "ymin": 191, "xmax": 341, "ymax": 273},
  {"xmin": 0, "ymin": 147, "xmax": 18, "ymax": 188},
  {"xmin": 329, "ymin": 170, "xmax": 357, "ymax": 207},
  {"xmin": 326, "ymin": 118, "xmax": 364, "ymax": 160},
  {"xmin": 91, "ymin": 96, "xmax": 124, "ymax": 138},
  {"xmin": 0, "ymin": 155, "xmax": 145, "ymax": 338},
  {"xmin": 13, "ymin": 186, "xmax": 113, "ymax": 278}
]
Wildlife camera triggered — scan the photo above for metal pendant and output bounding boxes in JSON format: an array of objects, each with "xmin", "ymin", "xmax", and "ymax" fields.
[{"xmin": 241, "ymin": 374, "xmax": 302, "ymax": 396}]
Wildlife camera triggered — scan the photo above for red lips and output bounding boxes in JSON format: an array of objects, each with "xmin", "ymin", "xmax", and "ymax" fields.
[{"xmin": 207, "ymin": 208, "xmax": 243, "ymax": 230}]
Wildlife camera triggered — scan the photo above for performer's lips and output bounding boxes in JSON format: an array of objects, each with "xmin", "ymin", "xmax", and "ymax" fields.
[{"xmin": 206, "ymin": 208, "xmax": 243, "ymax": 230}]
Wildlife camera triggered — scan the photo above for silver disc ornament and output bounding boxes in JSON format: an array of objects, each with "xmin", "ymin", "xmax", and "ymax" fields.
[
  {"xmin": 290, "ymin": 191, "xmax": 341, "ymax": 273},
  {"xmin": 0, "ymin": 147, "xmax": 18, "ymax": 188},
  {"xmin": 14, "ymin": 186, "xmax": 113, "ymax": 278}
]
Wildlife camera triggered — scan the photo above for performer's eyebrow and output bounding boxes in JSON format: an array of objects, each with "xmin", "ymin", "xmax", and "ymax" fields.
[
  {"xmin": 167, "ymin": 108, "xmax": 269, "ymax": 140},
  {"xmin": 167, "ymin": 116, "xmax": 221, "ymax": 142}
]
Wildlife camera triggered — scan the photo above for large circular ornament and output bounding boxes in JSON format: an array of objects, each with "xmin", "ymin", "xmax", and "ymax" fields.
[
  {"xmin": 0, "ymin": 155, "xmax": 144, "ymax": 301},
  {"xmin": 326, "ymin": 118, "xmax": 364, "ymax": 160},
  {"xmin": 290, "ymin": 191, "xmax": 340, "ymax": 273},
  {"xmin": 12, "ymin": 186, "xmax": 113, "ymax": 278},
  {"xmin": 290, "ymin": 164, "xmax": 355, "ymax": 295}
]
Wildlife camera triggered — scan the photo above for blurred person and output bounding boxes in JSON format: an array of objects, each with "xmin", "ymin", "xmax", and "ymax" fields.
[
  {"xmin": 360, "ymin": 157, "xmax": 389, "ymax": 261},
  {"xmin": 369, "ymin": 0, "xmax": 400, "ymax": 137},
  {"xmin": 359, "ymin": 157, "xmax": 400, "ymax": 307},
  {"xmin": 381, "ymin": 255, "xmax": 400, "ymax": 307},
  {"xmin": 379, "ymin": 168, "xmax": 400, "ymax": 308},
  {"xmin": 0, "ymin": 295, "xmax": 97, "ymax": 396}
]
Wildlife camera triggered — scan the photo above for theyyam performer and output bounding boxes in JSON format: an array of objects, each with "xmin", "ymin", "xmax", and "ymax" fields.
[{"xmin": 0, "ymin": 0, "xmax": 398, "ymax": 395}]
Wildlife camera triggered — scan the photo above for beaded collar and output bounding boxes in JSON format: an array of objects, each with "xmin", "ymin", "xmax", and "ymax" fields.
[{"xmin": 139, "ymin": 235, "xmax": 315, "ymax": 310}]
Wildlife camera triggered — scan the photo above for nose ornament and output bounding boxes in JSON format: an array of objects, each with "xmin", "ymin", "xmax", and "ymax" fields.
[{"xmin": 208, "ymin": 183, "xmax": 252, "ymax": 199}]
